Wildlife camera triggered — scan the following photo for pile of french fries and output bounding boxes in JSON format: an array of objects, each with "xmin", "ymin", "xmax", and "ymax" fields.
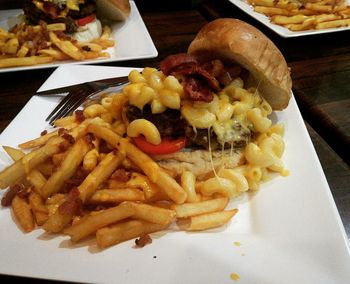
[
  {"xmin": 0, "ymin": 21, "xmax": 114, "ymax": 68},
  {"xmin": 0, "ymin": 98, "xmax": 238, "ymax": 249},
  {"xmin": 248, "ymin": 0, "xmax": 350, "ymax": 31}
]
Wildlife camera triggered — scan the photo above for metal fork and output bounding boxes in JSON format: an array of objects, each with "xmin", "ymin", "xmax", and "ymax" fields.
[{"xmin": 45, "ymin": 77, "xmax": 129, "ymax": 125}]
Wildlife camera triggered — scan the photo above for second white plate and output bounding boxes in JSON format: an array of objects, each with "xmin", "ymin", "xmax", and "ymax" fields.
[
  {"xmin": 228, "ymin": 0, "xmax": 350, "ymax": 38},
  {"xmin": 0, "ymin": 1, "xmax": 158, "ymax": 73}
]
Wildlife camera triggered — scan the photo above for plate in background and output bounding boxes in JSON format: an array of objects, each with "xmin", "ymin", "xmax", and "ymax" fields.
[{"xmin": 0, "ymin": 1, "xmax": 157, "ymax": 73}]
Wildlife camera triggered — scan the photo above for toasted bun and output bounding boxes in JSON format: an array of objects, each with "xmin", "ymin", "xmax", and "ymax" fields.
[
  {"xmin": 188, "ymin": 18, "xmax": 292, "ymax": 110},
  {"xmin": 96, "ymin": 0, "xmax": 131, "ymax": 21},
  {"xmin": 152, "ymin": 149, "xmax": 244, "ymax": 180}
]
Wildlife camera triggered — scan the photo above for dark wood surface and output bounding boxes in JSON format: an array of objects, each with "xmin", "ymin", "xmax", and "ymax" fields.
[{"xmin": 0, "ymin": 0, "xmax": 349, "ymax": 282}]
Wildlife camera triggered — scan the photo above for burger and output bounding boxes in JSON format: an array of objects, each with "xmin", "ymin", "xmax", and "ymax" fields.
[
  {"xmin": 23, "ymin": 0, "xmax": 130, "ymax": 42},
  {"xmin": 123, "ymin": 18, "xmax": 292, "ymax": 179}
]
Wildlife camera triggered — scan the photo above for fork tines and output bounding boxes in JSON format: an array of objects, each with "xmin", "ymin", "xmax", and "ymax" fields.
[
  {"xmin": 46, "ymin": 84, "xmax": 94, "ymax": 125},
  {"xmin": 46, "ymin": 77, "xmax": 129, "ymax": 125}
]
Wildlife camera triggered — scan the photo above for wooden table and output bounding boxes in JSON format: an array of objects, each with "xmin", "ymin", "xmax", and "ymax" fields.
[{"xmin": 0, "ymin": 0, "xmax": 349, "ymax": 282}]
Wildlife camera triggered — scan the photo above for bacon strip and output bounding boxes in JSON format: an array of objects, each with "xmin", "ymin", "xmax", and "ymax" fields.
[
  {"xmin": 184, "ymin": 77, "xmax": 213, "ymax": 102},
  {"xmin": 160, "ymin": 54, "xmax": 221, "ymax": 102},
  {"xmin": 160, "ymin": 53, "xmax": 198, "ymax": 76}
]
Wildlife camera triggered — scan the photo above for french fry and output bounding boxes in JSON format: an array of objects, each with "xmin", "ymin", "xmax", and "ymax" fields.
[
  {"xmin": 12, "ymin": 195, "xmax": 35, "ymax": 232},
  {"xmin": 83, "ymin": 149, "xmax": 99, "ymax": 171},
  {"xmin": 28, "ymin": 192, "xmax": 48, "ymax": 225},
  {"xmin": 26, "ymin": 170, "xmax": 47, "ymax": 195},
  {"xmin": 181, "ymin": 209, "xmax": 238, "ymax": 231},
  {"xmin": 254, "ymin": 6, "xmax": 291, "ymax": 16},
  {"xmin": 271, "ymin": 14, "xmax": 308, "ymax": 25},
  {"xmin": 53, "ymin": 116, "xmax": 76, "ymax": 127},
  {"xmin": 3, "ymin": 146, "xmax": 24, "ymax": 161},
  {"xmin": 64, "ymin": 202, "xmax": 134, "ymax": 242},
  {"xmin": 89, "ymin": 188, "xmax": 145, "ymax": 204},
  {"xmin": 172, "ymin": 197, "xmax": 229, "ymax": 218},
  {"xmin": 126, "ymin": 172, "xmax": 166, "ymax": 201},
  {"xmin": 38, "ymin": 48, "xmax": 70, "ymax": 60},
  {"xmin": 78, "ymin": 151, "xmax": 124, "ymax": 203},
  {"xmin": 42, "ymin": 207, "xmax": 74, "ymax": 233},
  {"xmin": 316, "ymin": 18, "xmax": 350, "ymax": 28},
  {"xmin": 49, "ymin": 32, "xmax": 84, "ymax": 61},
  {"xmin": 130, "ymin": 202, "xmax": 176, "ymax": 225},
  {"xmin": 16, "ymin": 45, "xmax": 29, "ymax": 57},
  {"xmin": 3, "ymin": 146, "xmax": 47, "ymax": 194},
  {"xmin": 41, "ymin": 138, "xmax": 91, "ymax": 198},
  {"xmin": 305, "ymin": 3, "xmax": 347, "ymax": 13},
  {"xmin": 19, "ymin": 129, "xmax": 59, "ymax": 149},
  {"xmin": 0, "ymin": 56, "xmax": 53, "ymax": 68},
  {"xmin": 180, "ymin": 171, "xmax": 198, "ymax": 203},
  {"xmin": 251, "ymin": 0, "xmax": 275, "ymax": 7},
  {"xmin": 91, "ymin": 39, "xmax": 115, "ymax": 49},
  {"xmin": 96, "ymin": 220, "xmax": 169, "ymax": 249},
  {"xmin": 315, "ymin": 14, "xmax": 341, "ymax": 23},
  {"xmin": 3, "ymin": 38, "xmax": 19, "ymax": 55}
]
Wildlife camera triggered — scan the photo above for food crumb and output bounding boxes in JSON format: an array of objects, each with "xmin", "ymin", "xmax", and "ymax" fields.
[
  {"xmin": 233, "ymin": 241, "xmax": 241, "ymax": 246},
  {"xmin": 135, "ymin": 234, "xmax": 152, "ymax": 247},
  {"xmin": 230, "ymin": 273, "xmax": 240, "ymax": 281}
]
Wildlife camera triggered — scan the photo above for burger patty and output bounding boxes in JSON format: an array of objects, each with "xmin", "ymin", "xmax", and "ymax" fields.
[
  {"xmin": 126, "ymin": 105, "xmax": 187, "ymax": 138},
  {"xmin": 23, "ymin": 0, "xmax": 97, "ymax": 33},
  {"xmin": 126, "ymin": 105, "xmax": 251, "ymax": 151}
]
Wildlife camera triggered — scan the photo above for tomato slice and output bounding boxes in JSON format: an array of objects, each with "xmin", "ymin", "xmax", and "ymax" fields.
[
  {"xmin": 76, "ymin": 14, "xmax": 96, "ymax": 26},
  {"xmin": 132, "ymin": 136, "xmax": 187, "ymax": 155}
]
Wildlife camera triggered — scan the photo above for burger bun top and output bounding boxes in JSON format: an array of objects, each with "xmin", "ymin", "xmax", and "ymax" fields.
[
  {"xmin": 96, "ymin": 0, "xmax": 131, "ymax": 21},
  {"xmin": 188, "ymin": 18, "xmax": 292, "ymax": 110}
]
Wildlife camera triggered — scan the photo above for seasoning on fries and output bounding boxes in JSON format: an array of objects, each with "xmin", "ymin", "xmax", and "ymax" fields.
[
  {"xmin": 0, "ymin": 19, "xmax": 291, "ymax": 250},
  {"xmin": 248, "ymin": 0, "xmax": 350, "ymax": 31}
]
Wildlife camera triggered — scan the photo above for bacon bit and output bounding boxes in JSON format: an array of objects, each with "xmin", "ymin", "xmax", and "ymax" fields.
[
  {"xmin": 99, "ymin": 140, "xmax": 112, "ymax": 153},
  {"xmin": 40, "ymin": 130, "xmax": 48, "ymax": 136},
  {"xmin": 58, "ymin": 128, "xmax": 66, "ymax": 135},
  {"xmin": 135, "ymin": 234, "xmax": 152, "ymax": 247},
  {"xmin": 111, "ymin": 169, "xmax": 131, "ymax": 182},
  {"xmin": 17, "ymin": 187, "xmax": 32, "ymax": 199},
  {"xmin": 58, "ymin": 141, "xmax": 68, "ymax": 152},
  {"xmin": 74, "ymin": 110, "xmax": 85, "ymax": 123},
  {"xmin": 85, "ymin": 133, "xmax": 96, "ymax": 148},
  {"xmin": 1, "ymin": 185, "xmax": 22, "ymax": 207},
  {"xmin": 61, "ymin": 133, "xmax": 75, "ymax": 145},
  {"xmin": 58, "ymin": 187, "xmax": 83, "ymax": 216},
  {"xmin": 65, "ymin": 168, "xmax": 88, "ymax": 187}
]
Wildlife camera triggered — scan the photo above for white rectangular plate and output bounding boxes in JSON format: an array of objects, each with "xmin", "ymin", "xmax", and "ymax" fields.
[
  {"xmin": 228, "ymin": 0, "xmax": 350, "ymax": 38},
  {"xmin": 0, "ymin": 65, "xmax": 350, "ymax": 284},
  {"xmin": 0, "ymin": 1, "xmax": 157, "ymax": 73}
]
